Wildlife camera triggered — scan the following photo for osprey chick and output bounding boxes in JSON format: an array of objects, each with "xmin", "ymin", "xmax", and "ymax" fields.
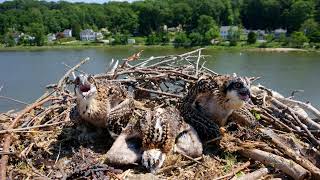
[
  {"xmin": 106, "ymin": 107, "xmax": 202, "ymax": 174},
  {"xmin": 74, "ymin": 74, "xmax": 134, "ymax": 137},
  {"xmin": 179, "ymin": 75, "xmax": 251, "ymax": 141},
  {"xmin": 140, "ymin": 107, "xmax": 202, "ymax": 174}
]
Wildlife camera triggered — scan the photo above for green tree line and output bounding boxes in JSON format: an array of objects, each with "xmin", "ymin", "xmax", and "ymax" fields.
[{"xmin": 0, "ymin": 0, "xmax": 320, "ymax": 46}]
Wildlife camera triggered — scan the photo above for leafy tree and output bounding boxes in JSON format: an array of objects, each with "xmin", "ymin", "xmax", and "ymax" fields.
[
  {"xmin": 25, "ymin": 23, "xmax": 46, "ymax": 46},
  {"xmin": 112, "ymin": 7, "xmax": 138, "ymax": 34},
  {"xmin": 72, "ymin": 23, "xmax": 81, "ymax": 40},
  {"xmin": 204, "ymin": 27, "xmax": 220, "ymax": 44},
  {"xmin": 146, "ymin": 32, "xmax": 169, "ymax": 45},
  {"xmin": 189, "ymin": 32, "xmax": 203, "ymax": 46},
  {"xmin": 247, "ymin": 31, "xmax": 257, "ymax": 44},
  {"xmin": 171, "ymin": 3, "xmax": 192, "ymax": 27},
  {"xmin": 300, "ymin": 19, "xmax": 319, "ymax": 40},
  {"xmin": 287, "ymin": 1, "xmax": 314, "ymax": 32},
  {"xmin": 4, "ymin": 32, "xmax": 15, "ymax": 47},
  {"xmin": 197, "ymin": 15, "xmax": 216, "ymax": 34},
  {"xmin": 309, "ymin": 31, "xmax": 320, "ymax": 43},
  {"xmin": 112, "ymin": 33, "xmax": 128, "ymax": 45},
  {"xmin": 174, "ymin": 32, "xmax": 190, "ymax": 47},
  {"xmin": 227, "ymin": 27, "xmax": 240, "ymax": 46},
  {"xmin": 146, "ymin": 32, "xmax": 160, "ymax": 45},
  {"xmin": 265, "ymin": 34, "xmax": 275, "ymax": 42},
  {"xmin": 158, "ymin": 32, "xmax": 170, "ymax": 44},
  {"xmin": 316, "ymin": 0, "xmax": 320, "ymax": 23},
  {"xmin": 241, "ymin": 0, "xmax": 281, "ymax": 30},
  {"xmin": 289, "ymin": 31, "xmax": 309, "ymax": 48}
]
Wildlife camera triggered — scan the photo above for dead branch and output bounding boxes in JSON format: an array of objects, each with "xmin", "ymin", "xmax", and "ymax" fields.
[
  {"xmin": 134, "ymin": 86, "xmax": 183, "ymax": 98},
  {"xmin": 240, "ymin": 148, "xmax": 310, "ymax": 180},
  {"xmin": 57, "ymin": 57, "xmax": 90, "ymax": 89},
  {"xmin": 271, "ymin": 98, "xmax": 320, "ymax": 131},
  {"xmin": 259, "ymin": 128, "xmax": 320, "ymax": 179},
  {"xmin": 276, "ymin": 97, "xmax": 320, "ymax": 119},
  {"xmin": 233, "ymin": 167, "xmax": 269, "ymax": 180},
  {"xmin": 0, "ymin": 95, "xmax": 29, "ymax": 106},
  {"xmin": 0, "ymin": 96, "xmax": 56, "ymax": 180},
  {"xmin": 0, "ymin": 120, "xmax": 68, "ymax": 134}
]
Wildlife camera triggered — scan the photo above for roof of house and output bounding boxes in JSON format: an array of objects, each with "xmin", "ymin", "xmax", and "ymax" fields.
[
  {"xmin": 80, "ymin": 29, "xmax": 95, "ymax": 34},
  {"xmin": 63, "ymin": 29, "xmax": 72, "ymax": 32},
  {"xmin": 275, "ymin": 28, "xmax": 287, "ymax": 33},
  {"xmin": 220, "ymin": 26, "xmax": 238, "ymax": 31}
]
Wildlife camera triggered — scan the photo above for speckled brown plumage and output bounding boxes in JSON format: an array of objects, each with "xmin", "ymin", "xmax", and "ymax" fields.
[
  {"xmin": 228, "ymin": 107, "xmax": 257, "ymax": 127},
  {"xmin": 178, "ymin": 75, "xmax": 251, "ymax": 141},
  {"xmin": 140, "ymin": 107, "xmax": 184, "ymax": 154},
  {"xmin": 75, "ymin": 77, "xmax": 134, "ymax": 136}
]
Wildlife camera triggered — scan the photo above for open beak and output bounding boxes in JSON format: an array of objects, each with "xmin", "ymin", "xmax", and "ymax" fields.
[{"xmin": 238, "ymin": 89, "xmax": 250, "ymax": 101}]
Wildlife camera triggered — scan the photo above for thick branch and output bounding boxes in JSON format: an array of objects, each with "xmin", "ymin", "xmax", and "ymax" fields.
[
  {"xmin": 259, "ymin": 128, "xmax": 320, "ymax": 179},
  {"xmin": 234, "ymin": 168, "xmax": 269, "ymax": 180},
  {"xmin": 240, "ymin": 148, "xmax": 310, "ymax": 180}
]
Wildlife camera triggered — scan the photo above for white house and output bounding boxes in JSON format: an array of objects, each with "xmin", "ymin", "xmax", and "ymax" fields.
[
  {"xmin": 274, "ymin": 28, "xmax": 287, "ymax": 39},
  {"xmin": 63, "ymin": 29, "xmax": 72, "ymax": 38},
  {"xmin": 80, "ymin": 29, "xmax": 96, "ymax": 41},
  {"xmin": 167, "ymin": 24, "xmax": 183, "ymax": 32},
  {"xmin": 47, "ymin": 33, "xmax": 56, "ymax": 42},
  {"xmin": 128, "ymin": 38, "xmax": 136, "ymax": 44},
  {"xmin": 220, "ymin": 26, "xmax": 238, "ymax": 40},
  {"xmin": 80, "ymin": 29, "xmax": 103, "ymax": 41}
]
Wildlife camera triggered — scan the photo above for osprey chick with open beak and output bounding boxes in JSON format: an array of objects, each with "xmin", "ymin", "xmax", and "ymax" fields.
[{"xmin": 74, "ymin": 74, "xmax": 134, "ymax": 137}]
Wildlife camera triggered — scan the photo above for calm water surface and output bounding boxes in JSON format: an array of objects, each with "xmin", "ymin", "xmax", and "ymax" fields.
[{"xmin": 0, "ymin": 47, "xmax": 319, "ymax": 112}]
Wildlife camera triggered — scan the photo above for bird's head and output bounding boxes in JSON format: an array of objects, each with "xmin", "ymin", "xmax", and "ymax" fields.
[
  {"xmin": 222, "ymin": 76, "xmax": 251, "ymax": 109},
  {"xmin": 74, "ymin": 74, "xmax": 97, "ymax": 100},
  {"xmin": 141, "ymin": 149, "xmax": 166, "ymax": 174}
]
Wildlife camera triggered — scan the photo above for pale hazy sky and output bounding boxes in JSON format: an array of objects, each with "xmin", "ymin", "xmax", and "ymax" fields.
[{"xmin": 0, "ymin": 0, "xmax": 138, "ymax": 3}]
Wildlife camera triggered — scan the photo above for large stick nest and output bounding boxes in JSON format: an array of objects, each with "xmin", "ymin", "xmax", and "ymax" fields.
[{"xmin": 1, "ymin": 48, "xmax": 320, "ymax": 180}]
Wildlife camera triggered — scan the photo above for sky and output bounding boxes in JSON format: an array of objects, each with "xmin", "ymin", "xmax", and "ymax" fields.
[{"xmin": 0, "ymin": 0, "xmax": 138, "ymax": 3}]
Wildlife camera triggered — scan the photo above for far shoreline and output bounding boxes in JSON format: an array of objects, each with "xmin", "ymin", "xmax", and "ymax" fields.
[{"xmin": 0, "ymin": 44, "xmax": 316, "ymax": 53}]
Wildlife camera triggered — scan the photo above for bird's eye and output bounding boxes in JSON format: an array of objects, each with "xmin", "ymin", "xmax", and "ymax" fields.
[
  {"xmin": 74, "ymin": 77, "xmax": 80, "ymax": 85},
  {"xmin": 155, "ymin": 159, "xmax": 160, "ymax": 165},
  {"xmin": 88, "ymin": 76, "xmax": 94, "ymax": 83},
  {"xmin": 234, "ymin": 82, "xmax": 241, "ymax": 88}
]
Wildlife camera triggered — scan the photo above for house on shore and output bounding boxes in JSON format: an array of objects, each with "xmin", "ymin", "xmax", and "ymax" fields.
[
  {"xmin": 47, "ymin": 33, "xmax": 56, "ymax": 42},
  {"xmin": 220, "ymin": 26, "xmax": 239, "ymax": 40},
  {"xmin": 80, "ymin": 29, "xmax": 103, "ymax": 41},
  {"xmin": 128, "ymin": 38, "xmax": 136, "ymax": 44},
  {"xmin": 274, "ymin": 28, "xmax": 287, "ymax": 39},
  {"xmin": 63, "ymin": 29, "xmax": 72, "ymax": 38}
]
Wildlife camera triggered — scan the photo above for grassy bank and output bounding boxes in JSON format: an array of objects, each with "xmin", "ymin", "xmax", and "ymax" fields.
[{"xmin": 0, "ymin": 43, "xmax": 317, "ymax": 52}]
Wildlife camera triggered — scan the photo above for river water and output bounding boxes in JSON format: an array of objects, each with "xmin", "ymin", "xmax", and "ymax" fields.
[{"xmin": 0, "ymin": 47, "xmax": 319, "ymax": 112}]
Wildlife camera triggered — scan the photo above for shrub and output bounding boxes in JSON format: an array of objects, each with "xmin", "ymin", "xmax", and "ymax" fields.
[
  {"xmin": 174, "ymin": 32, "xmax": 190, "ymax": 47},
  {"xmin": 189, "ymin": 32, "xmax": 203, "ymax": 46},
  {"xmin": 112, "ymin": 33, "xmax": 129, "ymax": 45},
  {"xmin": 247, "ymin": 31, "xmax": 257, "ymax": 44},
  {"xmin": 146, "ymin": 33, "xmax": 160, "ymax": 45},
  {"xmin": 289, "ymin": 31, "xmax": 309, "ymax": 48},
  {"xmin": 204, "ymin": 27, "xmax": 220, "ymax": 45}
]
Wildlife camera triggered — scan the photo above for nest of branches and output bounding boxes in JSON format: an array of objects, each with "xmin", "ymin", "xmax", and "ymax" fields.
[{"xmin": 1, "ymin": 48, "xmax": 320, "ymax": 180}]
